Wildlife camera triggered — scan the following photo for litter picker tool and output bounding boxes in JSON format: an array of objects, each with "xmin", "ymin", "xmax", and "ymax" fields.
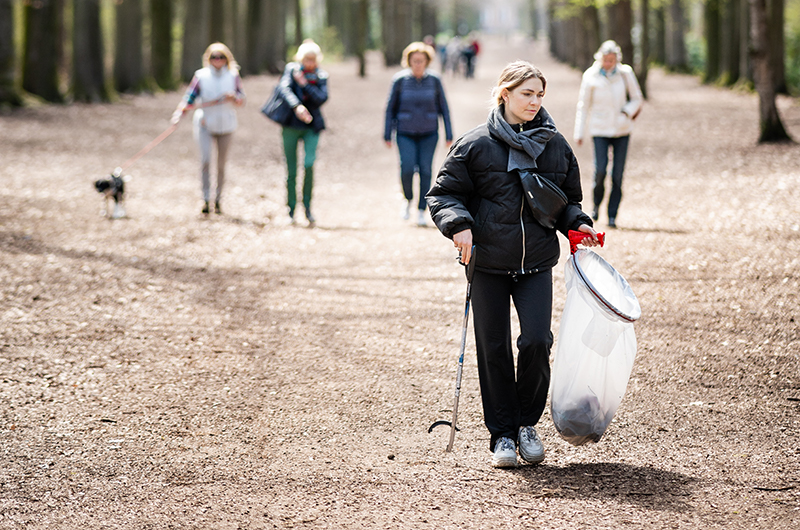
[{"xmin": 428, "ymin": 246, "xmax": 477, "ymax": 452}]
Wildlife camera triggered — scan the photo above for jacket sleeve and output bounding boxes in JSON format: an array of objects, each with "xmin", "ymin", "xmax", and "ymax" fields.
[
  {"xmin": 435, "ymin": 77, "xmax": 453, "ymax": 142},
  {"xmin": 621, "ymin": 66, "xmax": 643, "ymax": 119},
  {"xmin": 277, "ymin": 65, "xmax": 302, "ymax": 108},
  {"xmin": 384, "ymin": 77, "xmax": 401, "ymax": 142},
  {"xmin": 426, "ymin": 138, "xmax": 475, "ymax": 239},
  {"xmin": 573, "ymin": 70, "xmax": 592, "ymax": 142},
  {"xmin": 555, "ymin": 142, "xmax": 593, "ymax": 235},
  {"xmin": 300, "ymin": 72, "xmax": 328, "ymax": 107}
]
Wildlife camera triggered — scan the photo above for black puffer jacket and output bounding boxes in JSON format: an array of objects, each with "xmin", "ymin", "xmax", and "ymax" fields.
[{"xmin": 426, "ymin": 108, "xmax": 592, "ymax": 275}]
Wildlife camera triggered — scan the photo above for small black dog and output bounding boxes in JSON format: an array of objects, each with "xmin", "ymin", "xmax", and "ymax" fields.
[{"xmin": 94, "ymin": 171, "xmax": 127, "ymax": 219}]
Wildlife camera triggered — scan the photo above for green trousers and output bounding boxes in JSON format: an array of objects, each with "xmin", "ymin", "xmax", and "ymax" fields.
[{"xmin": 282, "ymin": 127, "xmax": 320, "ymax": 216}]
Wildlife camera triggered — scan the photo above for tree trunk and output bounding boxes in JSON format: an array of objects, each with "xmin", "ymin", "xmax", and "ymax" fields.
[
  {"xmin": 263, "ymin": 0, "xmax": 287, "ymax": 74},
  {"xmin": 114, "ymin": 0, "xmax": 145, "ymax": 93},
  {"xmin": 244, "ymin": 0, "xmax": 264, "ymax": 75},
  {"xmin": 720, "ymin": 0, "xmax": 741, "ymax": 85},
  {"xmin": 666, "ymin": 0, "xmax": 688, "ymax": 71},
  {"xmin": 607, "ymin": 0, "xmax": 634, "ymax": 69},
  {"xmin": 420, "ymin": 0, "xmax": 437, "ymax": 40},
  {"xmin": 354, "ymin": 0, "xmax": 369, "ymax": 77},
  {"xmin": 0, "ymin": 0, "xmax": 21, "ymax": 105},
  {"xmin": 767, "ymin": 0, "xmax": 786, "ymax": 93},
  {"xmin": 704, "ymin": 0, "xmax": 721, "ymax": 83},
  {"xmin": 653, "ymin": 6, "xmax": 666, "ymax": 64},
  {"xmin": 738, "ymin": 0, "xmax": 752, "ymax": 83},
  {"xmin": 210, "ymin": 0, "xmax": 226, "ymax": 44},
  {"xmin": 638, "ymin": 0, "xmax": 650, "ymax": 99},
  {"xmin": 749, "ymin": 0, "xmax": 791, "ymax": 142},
  {"xmin": 72, "ymin": 0, "xmax": 109, "ymax": 102},
  {"xmin": 150, "ymin": 0, "xmax": 175, "ymax": 90},
  {"xmin": 293, "ymin": 0, "xmax": 303, "ymax": 47},
  {"xmin": 382, "ymin": 0, "xmax": 413, "ymax": 66},
  {"xmin": 578, "ymin": 4, "xmax": 600, "ymax": 71},
  {"xmin": 181, "ymin": 0, "xmax": 211, "ymax": 83},
  {"xmin": 22, "ymin": 0, "xmax": 63, "ymax": 102}
]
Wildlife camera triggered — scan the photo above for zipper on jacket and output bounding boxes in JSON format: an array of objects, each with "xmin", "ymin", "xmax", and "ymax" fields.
[{"xmin": 519, "ymin": 195, "xmax": 526, "ymax": 273}]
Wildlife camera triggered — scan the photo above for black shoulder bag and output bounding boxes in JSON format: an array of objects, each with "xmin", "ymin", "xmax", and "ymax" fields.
[{"xmin": 518, "ymin": 171, "xmax": 568, "ymax": 229}]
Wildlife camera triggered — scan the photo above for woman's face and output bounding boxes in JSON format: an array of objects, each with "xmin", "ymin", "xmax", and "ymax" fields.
[
  {"xmin": 302, "ymin": 54, "xmax": 318, "ymax": 71},
  {"xmin": 209, "ymin": 51, "xmax": 228, "ymax": 69},
  {"xmin": 502, "ymin": 77, "xmax": 545, "ymax": 125},
  {"xmin": 409, "ymin": 52, "xmax": 428, "ymax": 78},
  {"xmin": 601, "ymin": 53, "xmax": 618, "ymax": 71}
]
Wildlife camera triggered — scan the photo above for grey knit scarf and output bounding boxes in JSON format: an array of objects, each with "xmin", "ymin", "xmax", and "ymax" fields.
[{"xmin": 486, "ymin": 105, "xmax": 558, "ymax": 173}]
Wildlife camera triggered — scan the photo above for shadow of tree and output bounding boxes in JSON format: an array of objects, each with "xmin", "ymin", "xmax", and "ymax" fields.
[{"xmin": 510, "ymin": 462, "xmax": 697, "ymax": 512}]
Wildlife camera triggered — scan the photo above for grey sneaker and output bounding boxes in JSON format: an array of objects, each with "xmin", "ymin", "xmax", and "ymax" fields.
[
  {"xmin": 492, "ymin": 437, "xmax": 518, "ymax": 468},
  {"xmin": 518, "ymin": 426, "xmax": 545, "ymax": 464}
]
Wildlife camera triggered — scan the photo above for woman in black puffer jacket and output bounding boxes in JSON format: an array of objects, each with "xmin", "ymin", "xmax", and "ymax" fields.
[{"xmin": 427, "ymin": 61, "xmax": 600, "ymax": 469}]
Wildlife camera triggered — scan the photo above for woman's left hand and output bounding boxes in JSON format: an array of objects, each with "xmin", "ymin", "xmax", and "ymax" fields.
[{"xmin": 576, "ymin": 224, "xmax": 601, "ymax": 247}]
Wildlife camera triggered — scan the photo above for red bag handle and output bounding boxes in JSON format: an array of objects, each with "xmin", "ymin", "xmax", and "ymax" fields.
[{"xmin": 569, "ymin": 230, "xmax": 605, "ymax": 254}]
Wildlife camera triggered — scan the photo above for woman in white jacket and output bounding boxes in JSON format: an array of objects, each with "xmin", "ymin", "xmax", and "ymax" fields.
[
  {"xmin": 172, "ymin": 43, "xmax": 246, "ymax": 215},
  {"xmin": 574, "ymin": 40, "xmax": 642, "ymax": 228}
]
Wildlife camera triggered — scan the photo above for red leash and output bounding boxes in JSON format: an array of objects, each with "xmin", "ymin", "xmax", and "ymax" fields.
[{"xmin": 114, "ymin": 123, "xmax": 179, "ymax": 175}]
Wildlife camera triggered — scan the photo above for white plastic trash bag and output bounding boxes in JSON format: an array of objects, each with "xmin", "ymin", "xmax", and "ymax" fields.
[{"xmin": 551, "ymin": 247, "xmax": 641, "ymax": 446}]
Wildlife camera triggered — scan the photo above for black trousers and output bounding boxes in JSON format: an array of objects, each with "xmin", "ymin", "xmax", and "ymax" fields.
[{"xmin": 471, "ymin": 269, "xmax": 553, "ymax": 451}]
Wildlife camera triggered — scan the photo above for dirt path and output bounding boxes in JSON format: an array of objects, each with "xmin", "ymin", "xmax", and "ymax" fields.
[{"xmin": 1, "ymin": 35, "xmax": 799, "ymax": 529}]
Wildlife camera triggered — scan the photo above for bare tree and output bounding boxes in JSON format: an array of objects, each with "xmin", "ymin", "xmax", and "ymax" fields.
[
  {"xmin": 0, "ymin": 0, "xmax": 21, "ymax": 106},
  {"xmin": 354, "ymin": 0, "xmax": 369, "ymax": 77},
  {"xmin": 114, "ymin": 0, "xmax": 145, "ymax": 93},
  {"xmin": 181, "ymin": 0, "xmax": 211, "ymax": 82},
  {"xmin": 749, "ymin": 0, "xmax": 791, "ymax": 142},
  {"xmin": 72, "ymin": 0, "xmax": 109, "ymax": 102},
  {"xmin": 22, "ymin": 0, "xmax": 63, "ymax": 102},
  {"xmin": 150, "ymin": 0, "xmax": 175, "ymax": 90}
]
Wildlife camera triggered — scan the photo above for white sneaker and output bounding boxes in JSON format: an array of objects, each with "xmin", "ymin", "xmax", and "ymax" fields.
[
  {"xmin": 492, "ymin": 437, "xmax": 518, "ymax": 468},
  {"xmin": 416, "ymin": 209, "xmax": 427, "ymax": 226},
  {"xmin": 518, "ymin": 426, "xmax": 545, "ymax": 464},
  {"xmin": 401, "ymin": 201, "xmax": 411, "ymax": 220}
]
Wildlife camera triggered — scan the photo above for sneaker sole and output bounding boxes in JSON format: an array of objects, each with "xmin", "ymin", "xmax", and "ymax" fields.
[
  {"xmin": 492, "ymin": 455, "xmax": 518, "ymax": 468},
  {"xmin": 519, "ymin": 449, "xmax": 545, "ymax": 464}
]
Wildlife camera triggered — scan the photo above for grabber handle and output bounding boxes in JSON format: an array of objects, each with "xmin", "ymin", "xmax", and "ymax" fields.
[
  {"xmin": 464, "ymin": 245, "xmax": 477, "ymax": 283},
  {"xmin": 568, "ymin": 230, "xmax": 605, "ymax": 254}
]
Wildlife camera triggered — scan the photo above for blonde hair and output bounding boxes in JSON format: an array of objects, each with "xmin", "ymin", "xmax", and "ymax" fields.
[
  {"xmin": 491, "ymin": 61, "xmax": 547, "ymax": 106},
  {"xmin": 594, "ymin": 40, "xmax": 622, "ymax": 62},
  {"xmin": 401, "ymin": 41, "xmax": 435, "ymax": 68},
  {"xmin": 295, "ymin": 39, "xmax": 323, "ymax": 62},
  {"xmin": 202, "ymin": 42, "xmax": 239, "ymax": 71}
]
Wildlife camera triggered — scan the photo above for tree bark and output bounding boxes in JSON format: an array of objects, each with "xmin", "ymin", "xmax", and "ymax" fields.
[
  {"xmin": 0, "ymin": 0, "xmax": 21, "ymax": 105},
  {"xmin": 114, "ymin": 0, "xmax": 145, "ymax": 93},
  {"xmin": 653, "ymin": 6, "xmax": 666, "ymax": 64},
  {"xmin": 181, "ymin": 0, "xmax": 211, "ymax": 83},
  {"xmin": 704, "ymin": 0, "xmax": 721, "ymax": 83},
  {"xmin": 263, "ymin": 0, "xmax": 287, "ymax": 74},
  {"xmin": 767, "ymin": 0, "xmax": 786, "ymax": 93},
  {"xmin": 210, "ymin": 0, "xmax": 227, "ymax": 44},
  {"xmin": 638, "ymin": 0, "xmax": 650, "ymax": 99},
  {"xmin": 293, "ymin": 0, "xmax": 303, "ymax": 47},
  {"xmin": 666, "ymin": 0, "xmax": 688, "ymax": 71},
  {"xmin": 72, "ymin": 0, "xmax": 109, "ymax": 102},
  {"xmin": 607, "ymin": 0, "xmax": 634, "ymax": 69},
  {"xmin": 720, "ymin": 0, "xmax": 741, "ymax": 85},
  {"xmin": 22, "ymin": 0, "xmax": 63, "ymax": 102},
  {"xmin": 150, "ymin": 0, "xmax": 175, "ymax": 90},
  {"xmin": 354, "ymin": 0, "xmax": 369, "ymax": 77},
  {"xmin": 749, "ymin": 0, "xmax": 791, "ymax": 142}
]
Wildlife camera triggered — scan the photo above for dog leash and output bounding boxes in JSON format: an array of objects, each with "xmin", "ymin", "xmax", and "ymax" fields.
[{"xmin": 113, "ymin": 97, "xmax": 229, "ymax": 176}]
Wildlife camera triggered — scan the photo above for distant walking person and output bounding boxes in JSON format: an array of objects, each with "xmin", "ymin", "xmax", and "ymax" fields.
[
  {"xmin": 574, "ymin": 40, "xmax": 643, "ymax": 228},
  {"xmin": 276, "ymin": 39, "xmax": 329, "ymax": 226},
  {"xmin": 172, "ymin": 42, "xmax": 245, "ymax": 215},
  {"xmin": 384, "ymin": 42, "xmax": 453, "ymax": 226}
]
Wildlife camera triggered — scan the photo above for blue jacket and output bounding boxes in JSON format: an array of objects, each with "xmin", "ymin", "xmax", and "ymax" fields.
[
  {"xmin": 384, "ymin": 69, "xmax": 453, "ymax": 141},
  {"xmin": 277, "ymin": 62, "xmax": 329, "ymax": 132}
]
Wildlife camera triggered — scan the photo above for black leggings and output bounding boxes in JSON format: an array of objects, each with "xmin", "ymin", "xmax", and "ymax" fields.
[{"xmin": 471, "ymin": 269, "xmax": 553, "ymax": 451}]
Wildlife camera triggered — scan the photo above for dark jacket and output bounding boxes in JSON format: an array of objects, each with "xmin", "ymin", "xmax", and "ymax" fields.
[
  {"xmin": 277, "ymin": 62, "xmax": 328, "ymax": 132},
  {"xmin": 426, "ymin": 108, "xmax": 592, "ymax": 275},
  {"xmin": 384, "ymin": 70, "xmax": 453, "ymax": 141}
]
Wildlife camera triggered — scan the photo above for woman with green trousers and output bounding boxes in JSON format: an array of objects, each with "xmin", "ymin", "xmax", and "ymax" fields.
[{"xmin": 276, "ymin": 40, "xmax": 328, "ymax": 225}]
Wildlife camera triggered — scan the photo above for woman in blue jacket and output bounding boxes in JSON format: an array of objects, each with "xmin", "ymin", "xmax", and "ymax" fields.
[
  {"xmin": 384, "ymin": 42, "xmax": 453, "ymax": 226},
  {"xmin": 277, "ymin": 39, "xmax": 328, "ymax": 226}
]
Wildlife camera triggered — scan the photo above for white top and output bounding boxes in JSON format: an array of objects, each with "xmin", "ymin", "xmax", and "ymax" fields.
[
  {"xmin": 574, "ymin": 62, "xmax": 643, "ymax": 141},
  {"xmin": 191, "ymin": 66, "xmax": 240, "ymax": 135}
]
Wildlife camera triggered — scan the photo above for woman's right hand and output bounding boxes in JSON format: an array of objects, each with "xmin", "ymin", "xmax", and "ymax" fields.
[
  {"xmin": 294, "ymin": 104, "xmax": 313, "ymax": 124},
  {"xmin": 453, "ymin": 229, "xmax": 473, "ymax": 265}
]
